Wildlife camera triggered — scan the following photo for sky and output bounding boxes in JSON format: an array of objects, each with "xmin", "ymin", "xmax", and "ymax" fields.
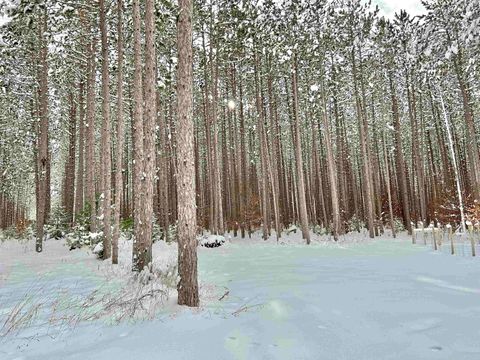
[{"xmin": 370, "ymin": 0, "xmax": 427, "ymax": 18}]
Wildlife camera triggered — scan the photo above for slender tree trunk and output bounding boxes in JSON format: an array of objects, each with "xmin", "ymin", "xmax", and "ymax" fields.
[
  {"xmin": 383, "ymin": 133, "xmax": 396, "ymax": 238},
  {"xmin": 389, "ymin": 72, "xmax": 412, "ymax": 234},
  {"xmin": 291, "ymin": 55, "xmax": 310, "ymax": 244},
  {"xmin": 35, "ymin": 11, "xmax": 49, "ymax": 252},
  {"xmin": 84, "ymin": 18, "xmax": 97, "ymax": 232},
  {"xmin": 438, "ymin": 85, "xmax": 467, "ymax": 233},
  {"xmin": 75, "ymin": 79, "xmax": 85, "ymax": 219},
  {"xmin": 112, "ymin": 0, "xmax": 124, "ymax": 265},
  {"xmin": 141, "ymin": 0, "xmax": 157, "ymax": 267},
  {"xmin": 65, "ymin": 91, "xmax": 76, "ymax": 224},
  {"xmin": 210, "ymin": 33, "xmax": 224, "ymax": 235},
  {"xmin": 320, "ymin": 85, "xmax": 341, "ymax": 240},
  {"xmin": 453, "ymin": 57, "xmax": 480, "ymax": 201},
  {"xmin": 99, "ymin": 0, "xmax": 112, "ymax": 259},
  {"xmin": 352, "ymin": 42, "xmax": 375, "ymax": 238},
  {"xmin": 157, "ymin": 95, "xmax": 170, "ymax": 241},
  {"xmin": 132, "ymin": 0, "xmax": 145, "ymax": 271}
]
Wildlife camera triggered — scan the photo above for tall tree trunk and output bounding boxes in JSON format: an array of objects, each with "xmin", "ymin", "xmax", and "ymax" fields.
[
  {"xmin": 99, "ymin": 0, "xmax": 112, "ymax": 259},
  {"xmin": 389, "ymin": 72, "xmax": 412, "ymax": 234},
  {"xmin": 84, "ymin": 17, "xmax": 97, "ymax": 232},
  {"xmin": 453, "ymin": 58, "xmax": 480, "ymax": 201},
  {"xmin": 35, "ymin": 11, "xmax": 49, "ymax": 253},
  {"xmin": 254, "ymin": 51, "xmax": 270, "ymax": 240},
  {"xmin": 64, "ymin": 91, "xmax": 76, "ymax": 224},
  {"xmin": 176, "ymin": 0, "xmax": 199, "ymax": 307},
  {"xmin": 75, "ymin": 79, "xmax": 85, "ymax": 219},
  {"xmin": 132, "ymin": 0, "xmax": 145, "ymax": 272},
  {"xmin": 383, "ymin": 133, "xmax": 396, "ymax": 238},
  {"xmin": 112, "ymin": 0, "xmax": 124, "ymax": 265},
  {"xmin": 238, "ymin": 70, "xmax": 248, "ymax": 238},
  {"xmin": 352, "ymin": 42, "xmax": 375, "ymax": 238},
  {"xmin": 209, "ymin": 31, "xmax": 224, "ymax": 235},
  {"xmin": 157, "ymin": 95, "xmax": 170, "ymax": 241},
  {"xmin": 291, "ymin": 55, "xmax": 310, "ymax": 244},
  {"xmin": 141, "ymin": 0, "xmax": 157, "ymax": 268},
  {"xmin": 320, "ymin": 85, "xmax": 341, "ymax": 240},
  {"xmin": 438, "ymin": 85, "xmax": 467, "ymax": 233}
]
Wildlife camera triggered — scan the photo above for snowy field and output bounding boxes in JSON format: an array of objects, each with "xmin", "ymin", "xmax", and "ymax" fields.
[{"xmin": 1, "ymin": 231, "xmax": 480, "ymax": 359}]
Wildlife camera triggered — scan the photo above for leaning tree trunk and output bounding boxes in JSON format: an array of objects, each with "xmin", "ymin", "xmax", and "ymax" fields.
[
  {"xmin": 438, "ymin": 85, "xmax": 467, "ymax": 234},
  {"xmin": 176, "ymin": 0, "xmax": 199, "ymax": 307}
]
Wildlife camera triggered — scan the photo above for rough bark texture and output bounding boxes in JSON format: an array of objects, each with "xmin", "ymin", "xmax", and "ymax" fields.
[
  {"xmin": 99, "ymin": 0, "xmax": 112, "ymax": 259},
  {"xmin": 35, "ymin": 12, "xmax": 49, "ymax": 253},
  {"xmin": 132, "ymin": 0, "xmax": 145, "ymax": 272},
  {"xmin": 291, "ymin": 55, "xmax": 310, "ymax": 244},
  {"xmin": 74, "ymin": 79, "xmax": 85, "ymax": 219},
  {"xmin": 321, "ymin": 86, "xmax": 341, "ymax": 241},
  {"xmin": 390, "ymin": 72, "xmax": 412, "ymax": 234},
  {"xmin": 176, "ymin": 0, "xmax": 199, "ymax": 307},
  {"xmin": 141, "ymin": 0, "xmax": 157, "ymax": 268},
  {"xmin": 64, "ymin": 91, "xmax": 77, "ymax": 224},
  {"xmin": 85, "ymin": 17, "xmax": 97, "ymax": 232},
  {"xmin": 112, "ymin": 0, "xmax": 124, "ymax": 265}
]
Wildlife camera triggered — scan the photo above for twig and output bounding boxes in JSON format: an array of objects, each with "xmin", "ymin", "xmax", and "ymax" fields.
[
  {"xmin": 231, "ymin": 303, "xmax": 263, "ymax": 316},
  {"xmin": 218, "ymin": 290, "xmax": 229, "ymax": 301}
]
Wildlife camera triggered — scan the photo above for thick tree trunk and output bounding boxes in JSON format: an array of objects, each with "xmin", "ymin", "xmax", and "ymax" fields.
[{"xmin": 176, "ymin": 0, "xmax": 199, "ymax": 307}]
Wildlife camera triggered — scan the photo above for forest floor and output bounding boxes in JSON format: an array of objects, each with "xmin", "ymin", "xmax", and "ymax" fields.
[{"xmin": 1, "ymin": 230, "xmax": 480, "ymax": 359}]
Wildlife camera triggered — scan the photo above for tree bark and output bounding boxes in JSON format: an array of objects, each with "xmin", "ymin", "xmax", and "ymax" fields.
[
  {"xmin": 99, "ymin": 0, "xmax": 112, "ymax": 259},
  {"xmin": 176, "ymin": 0, "xmax": 199, "ymax": 307},
  {"xmin": 141, "ymin": 0, "xmax": 157, "ymax": 267},
  {"xmin": 75, "ymin": 79, "xmax": 85, "ymax": 220},
  {"xmin": 291, "ymin": 55, "xmax": 310, "ymax": 244},
  {"xmin": 132, "ymin": 0, "xmax": 145, "ymax": 271},
  {"xmin": 112, "ymin": 0, "xmax": 124, "ymax": 265},
  {"xmin": 389, "ymin": 71, "xmax": 412, "ymax": 234},
  {"xmin": 35, "ymin": 11, "xmax": 49, "ymax": 252}
]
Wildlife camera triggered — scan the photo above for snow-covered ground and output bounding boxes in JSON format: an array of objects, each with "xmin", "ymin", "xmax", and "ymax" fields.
[{"xmin": 1, "ymin": 231, "xmax": 480, "ymax": 359}]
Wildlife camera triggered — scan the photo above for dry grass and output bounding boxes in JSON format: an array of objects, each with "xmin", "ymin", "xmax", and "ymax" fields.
[{"xmin": 0, "ymin": 271, "xmax": 171, "ymax": 340}]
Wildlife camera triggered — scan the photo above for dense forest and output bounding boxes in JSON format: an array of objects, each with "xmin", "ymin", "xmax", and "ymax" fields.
[
  {"xmin": 1, "ymin": 0, "xmax": 480, "ymax": 301},
  {"xmin": 2, "ymin": 1, "xmax": 480, "ymax": 358}
]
